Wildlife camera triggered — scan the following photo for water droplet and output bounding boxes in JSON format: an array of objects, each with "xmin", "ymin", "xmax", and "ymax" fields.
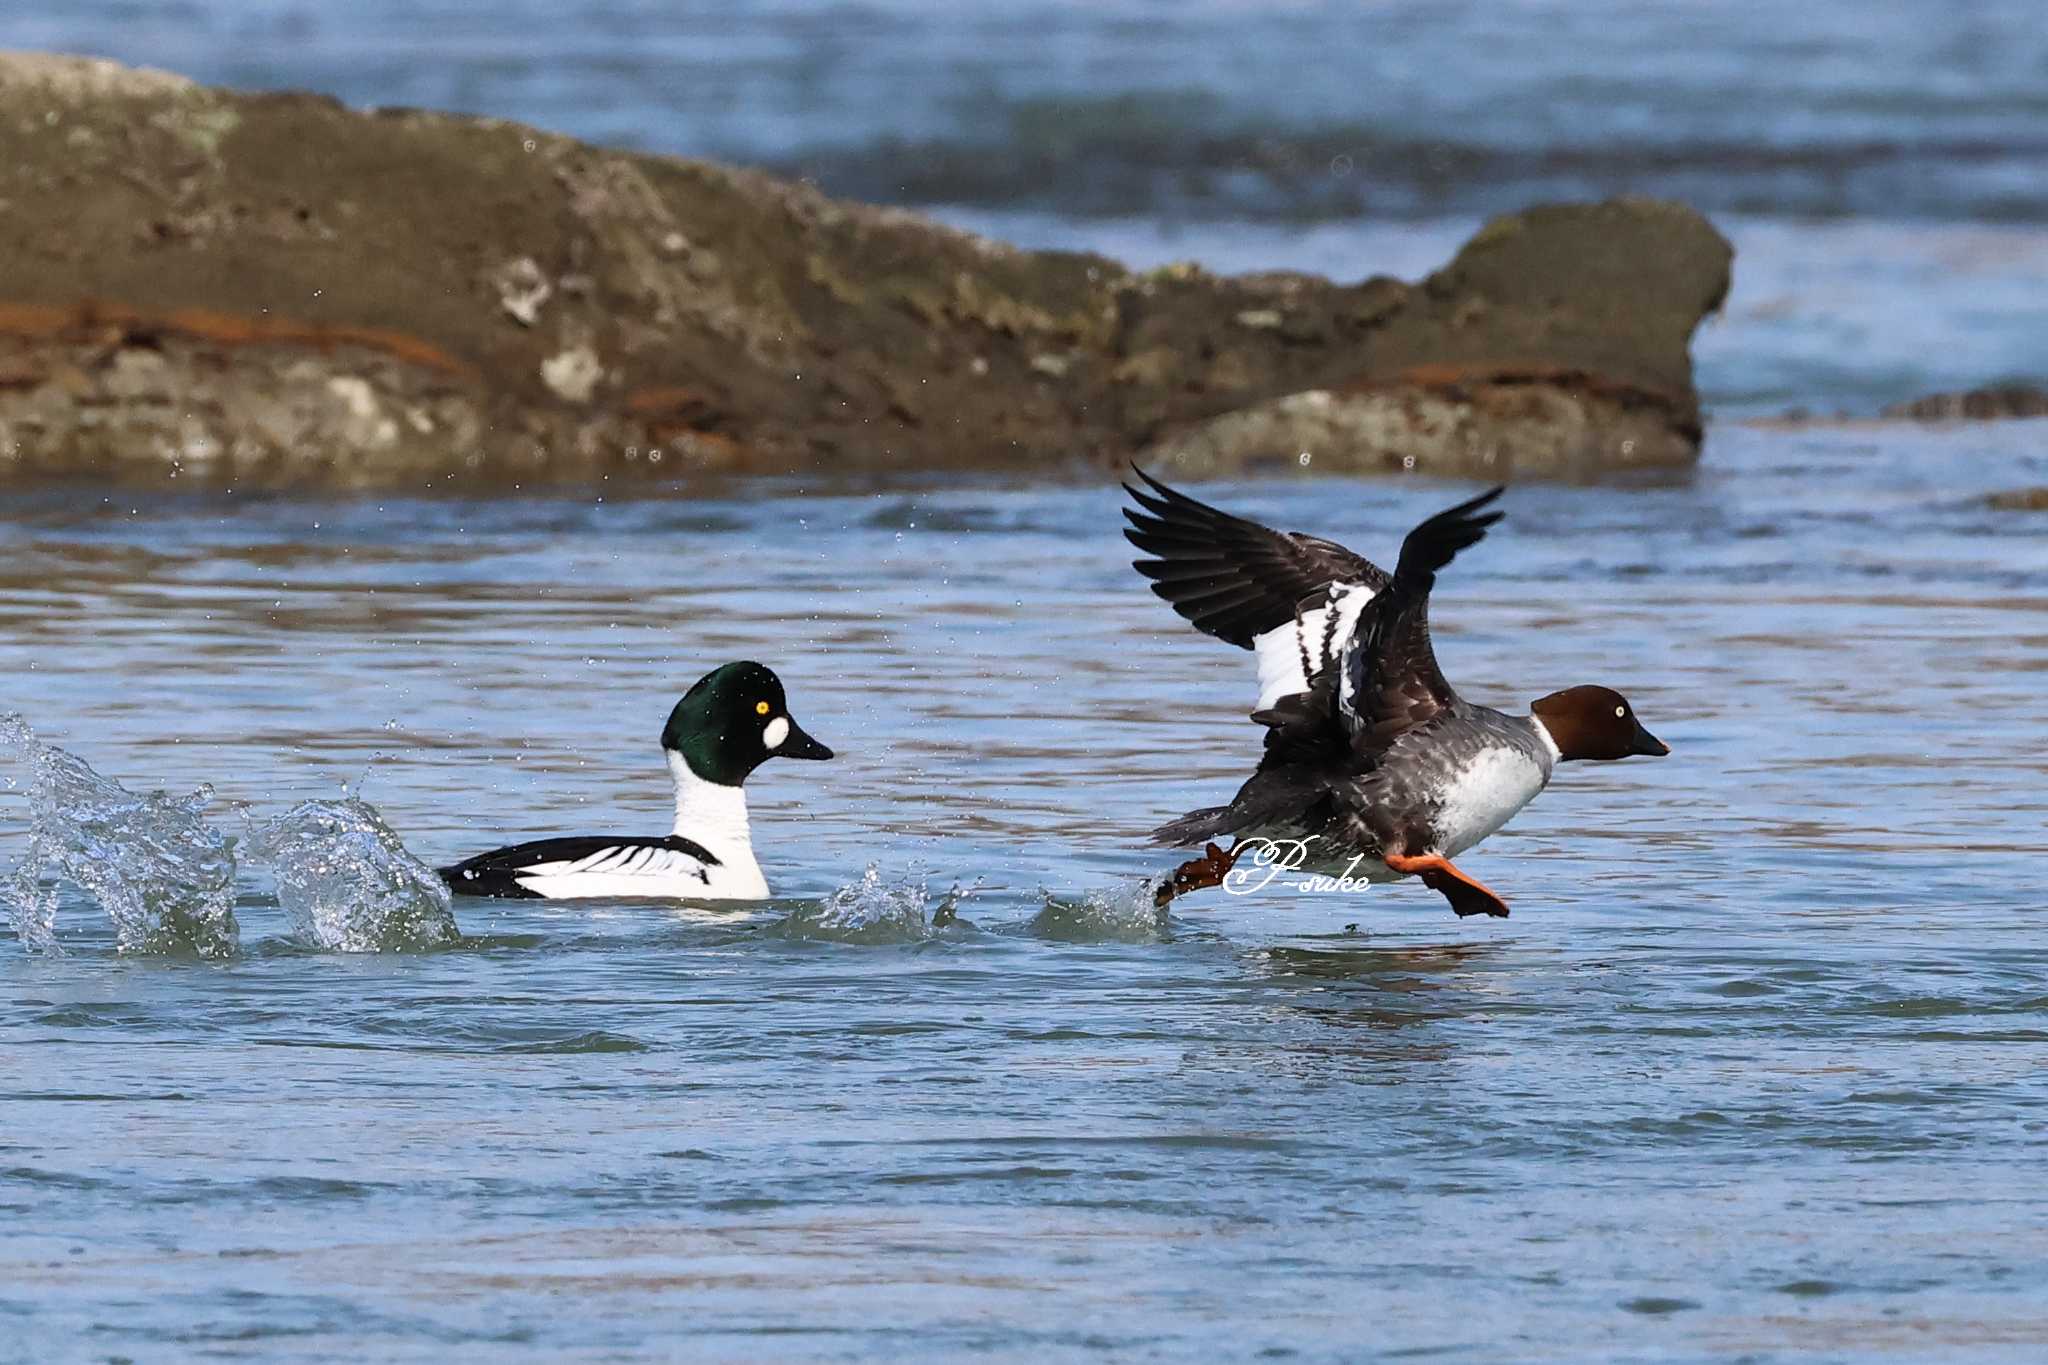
[{"xmin": 248, "ymin": 798, "xmax": 458, "ymax": 952}]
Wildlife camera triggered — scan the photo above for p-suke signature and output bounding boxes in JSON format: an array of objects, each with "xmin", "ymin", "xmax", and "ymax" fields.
[{"xmin": 1223, "ymin": 838, "xmax": 1382, "ymax": 895}]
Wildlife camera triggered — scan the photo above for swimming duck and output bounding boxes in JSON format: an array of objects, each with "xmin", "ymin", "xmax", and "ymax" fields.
[
  {"xmin": 439, "ymin": 661, "xmax": 832, "ymax": 900},
  {"xmin": 1123, "ymin": 470, "xmax": 1669, "ymax": 917}
]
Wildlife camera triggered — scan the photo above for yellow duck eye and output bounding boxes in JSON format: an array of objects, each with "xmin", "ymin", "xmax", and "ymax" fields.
[{"xmin": 755, "ymin": 701, "xmax": 772, "ymax": 716}]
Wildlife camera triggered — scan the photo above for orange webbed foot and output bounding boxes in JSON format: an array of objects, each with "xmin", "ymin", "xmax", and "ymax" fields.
[
  {"xmin": 1384, "ymin": 852, "xmax": 1511, "ymax": 919},
  {"xmin": 1154, "ymin": 842, "xmax": 1241, "ymax": 909}
]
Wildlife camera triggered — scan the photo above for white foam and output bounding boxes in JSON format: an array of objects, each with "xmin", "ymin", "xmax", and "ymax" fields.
[
  {"xmin": 773, "ymin": 865, "xmax": 976, "ymax": 944},
  {"xmin": 1031, "ymin": 878, "xmax": 1168, "ymax": 943},
  {"xmin": 1, "ymin": 713, "xmax": 239, "ymax": 958},
  {"xmin": 246, "ymin": 796, "xmax": 461, "ymax": 952}
]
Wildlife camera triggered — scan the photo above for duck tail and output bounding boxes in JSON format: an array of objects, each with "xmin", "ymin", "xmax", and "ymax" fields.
[
  {"xmin": 1149, "ymin": 804, "xmax": 1240, "ymax": 847},
  {"xmin": 1251, "ymin": 672, "xmax": 1350, "ymax": 762}
]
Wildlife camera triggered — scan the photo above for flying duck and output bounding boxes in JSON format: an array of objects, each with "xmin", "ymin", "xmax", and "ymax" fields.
[
  {"xmin": 1123, "ymin": 471, "xmax": 1669, "ymax": 918},
  {"xmin": 439, "ymin": 661, "xmax": 832, "ymax": 900}
]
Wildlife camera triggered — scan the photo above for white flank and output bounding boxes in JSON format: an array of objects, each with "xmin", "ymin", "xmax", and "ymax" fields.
[
  {"xmin": 1432, "ymin": 747, "xmax": 1551, "ymax": 856},
  {"xmin": 503, "ymin": 758, "xmax": 771, "ymax": 900},
  {"xmin": 514, "ymin": 843, "xmax": 717, "ymax": 900},
  {"xmin": 1251, "ymin": 580, "xmax": 1376, "ymax": 710}
]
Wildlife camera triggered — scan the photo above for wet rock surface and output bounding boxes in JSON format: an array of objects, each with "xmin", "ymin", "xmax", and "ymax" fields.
[
  {"xmin": 1881, "ymin": 384, "xmax": 2048, "ymax": 422},
  {"xmin": 0, "ymin": 52, "xmax": 1731, "ymax": 489},
  {"xmin": 1760, "ymin": 382, "xmax": 2048, "ymax": 430}
]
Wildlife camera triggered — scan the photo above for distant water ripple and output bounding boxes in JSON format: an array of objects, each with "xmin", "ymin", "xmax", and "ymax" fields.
[{"xmin": 2, "ymin": 423, "xmax": 2045, "ymax": 1356}]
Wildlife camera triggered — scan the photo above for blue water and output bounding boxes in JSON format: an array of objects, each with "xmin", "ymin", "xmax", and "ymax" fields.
[
  {"xmin": 6, "ymin": 3, "xmax": 2048, "ymax": 1358},
  {"xmin": 4, "ymin": 422, "xmax": 2047, "ymax": 1358},
  {"xmin": 21, "ymin": 0, "xmax": 2048, "ymax": 224}
]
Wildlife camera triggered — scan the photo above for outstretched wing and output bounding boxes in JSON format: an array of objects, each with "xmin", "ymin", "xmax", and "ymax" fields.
[
  {"xmin": 1337, "ymin": 486, "xmax": 1505, "ymax": 755},
  {"xmin": 1122, "ymin": 466, "xmax": 1388, "ymax": 649},
  {"xmin": 1123, "ymin": 467, "xmax": 1390, "ymax": 708},
  {"xmin": 440, "ymin": 835, "xmax": 720, "ymax": 899}
]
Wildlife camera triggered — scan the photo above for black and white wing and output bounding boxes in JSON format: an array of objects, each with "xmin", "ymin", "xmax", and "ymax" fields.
[
  {"xmin": 1337, "ymin": 486, "xmax": 1504, "ymax": 757},
  {"xmin": 439, "ymin": 835, "xmax": 721, "ymax": 899},
  {"xmin": 1122, "ymin": 467, "xmax": 1391, "ymax": 708}
]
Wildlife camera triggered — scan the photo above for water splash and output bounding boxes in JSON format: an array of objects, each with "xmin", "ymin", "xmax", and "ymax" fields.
[
  {"xmin": 773, "ymin": 865, "xmax": 973, "ymax": 945},
  {"xmin": 1, "ymin": 714, "xmax": 239, "ymax": 957},
  {"xmin": 1031, "ymin": 879, "xmax": 1169, "ymax": 943},
  {"xmin": 244, "ymin": 797, "xmax": 460, "ymax": 952}
]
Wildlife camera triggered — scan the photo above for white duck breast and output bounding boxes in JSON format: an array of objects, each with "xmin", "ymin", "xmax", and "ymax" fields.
[
  {"xmin": 662, "ymin": 753, "xmax": 768, "ymax": 898},
  {"xmin": 1431, "ymin": 744, "xmax": 1553, "ymax": 857}
]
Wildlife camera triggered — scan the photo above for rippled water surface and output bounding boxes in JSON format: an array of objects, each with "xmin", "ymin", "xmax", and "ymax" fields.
[
  {"xmin": 8, "ymin": 2, "xmax": 2048, "ymax": 1356},
  {"xmin": 4, "ymin": 423, "xmax": 2046, "ymax": 1358},
  {"xmin": 29, "ymin": 0, "xmax": 2048, "ymax": 223}
]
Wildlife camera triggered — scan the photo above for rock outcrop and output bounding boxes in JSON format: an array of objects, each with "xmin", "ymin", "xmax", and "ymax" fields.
[
  {"xmin": 1881, "ymin": 384, "xmax": 2048, "ymax": 423},
  {"xmin": 1761, "ymin": 382, "xmax": 2048, "ymax": 429},
  {"xmin": 0, "ymin": 52, "xmax": 1732, "ymax": 489}
]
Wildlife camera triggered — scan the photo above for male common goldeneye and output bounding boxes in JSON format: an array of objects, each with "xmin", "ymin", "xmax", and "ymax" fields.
[
  {"xmin": 439, "ymin": 661, "xmax": 832, "ymax": 900},
  {"xmin": 1123, "ymin": 471, "xmax": 1668, "ymax": 918}
]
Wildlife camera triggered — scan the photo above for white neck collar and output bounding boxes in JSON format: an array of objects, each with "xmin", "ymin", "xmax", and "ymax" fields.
[{"xmin": 666, "ymin": 751, "xmax": 753, "ymax": 856}]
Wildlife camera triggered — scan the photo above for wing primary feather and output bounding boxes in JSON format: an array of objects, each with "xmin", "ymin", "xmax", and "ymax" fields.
[
  {"xmin": 1390, "ymin": 485, "xmax": 1505, "ymax": 590},
  {"xmin": 1334, "ymin": 484, "xmax": 1507, "ymax": 751},
  {"xmin": 1122, "ymin": 464, "xmax": 1389, "ymax": 650}
]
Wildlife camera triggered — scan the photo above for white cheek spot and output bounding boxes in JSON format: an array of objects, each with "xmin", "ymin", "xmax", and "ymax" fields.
[{"xmin": 762, "ymin": 716, "xmax": 790, "ymax": 750}]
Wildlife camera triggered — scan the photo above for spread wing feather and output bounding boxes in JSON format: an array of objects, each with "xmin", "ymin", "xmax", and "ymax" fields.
[
  {"xmin": 1138, "ymin": 482, "xmax": 1507, "ymax": 848},
  {"xmin": 1122, "ymin": 466, "xmax": 1388, "ymax": 649},
  {"xmin": 1336, "ymin": 485, "xmax": 1504, "ymax": 754}
]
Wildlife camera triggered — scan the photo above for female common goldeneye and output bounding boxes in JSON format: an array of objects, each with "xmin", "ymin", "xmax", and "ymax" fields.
[
  {"xmin": 439, "ymin": 661, "xmax": 832, "ymax": 900},
  {"xmin": 1123, "ymin": 471, "xmax": 1668, "ymax": 918}
]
